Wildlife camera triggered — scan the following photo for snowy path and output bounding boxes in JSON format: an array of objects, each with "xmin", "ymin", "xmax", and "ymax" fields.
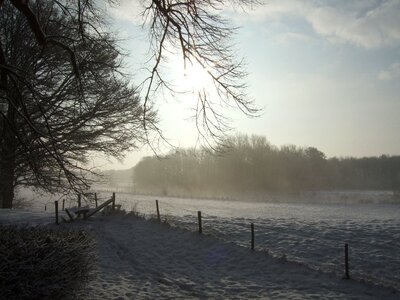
[{"xmin": 73, "ymin": 216, "xmax": 398, "ymax": 300}]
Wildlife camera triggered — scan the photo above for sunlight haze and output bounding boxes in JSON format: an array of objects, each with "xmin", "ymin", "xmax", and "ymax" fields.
[{"xmin": 103, "ymin": 0, "xmax": 400, "ymax": 170}]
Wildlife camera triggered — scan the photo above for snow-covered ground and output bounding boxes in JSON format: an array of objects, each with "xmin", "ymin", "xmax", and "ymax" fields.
[
  {"xmin": 0, "ymin": 209, "xmax": 399, "ymax": 299},
  {"xmin": 0, "ymin": 209, "xmax": 56, "ymax": 225},
  {"xmin": 109, "ymin": 193, "xmax": 400, "ymax": 292},
  {"xmin": 188, "ymin": 216, "xmax": 399, "ymax": 289},
  {"xmin": 12, "ymin": 189, "xmax": 400, "ymax": 291}
]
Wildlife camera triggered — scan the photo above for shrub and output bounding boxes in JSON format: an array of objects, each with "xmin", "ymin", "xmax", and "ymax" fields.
[{"xmin": 0, "ymin": 225, "xmax": 95, "ymax": 299}]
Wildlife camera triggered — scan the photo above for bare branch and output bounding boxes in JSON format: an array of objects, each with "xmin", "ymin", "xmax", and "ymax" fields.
[{"xmin": 143, "ymin": 0, "xmax": 260, "ymax": 147}]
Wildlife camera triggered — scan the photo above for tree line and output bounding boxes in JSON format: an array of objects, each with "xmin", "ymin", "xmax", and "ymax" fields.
[{"xmin": 133, "ymin": 134, "xmax": 400, "ymax": 197}]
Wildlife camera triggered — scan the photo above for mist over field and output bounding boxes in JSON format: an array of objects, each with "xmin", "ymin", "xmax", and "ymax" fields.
[{"xmin": 103, "ymin": 134, "xmax": 400, "ymax": 202}]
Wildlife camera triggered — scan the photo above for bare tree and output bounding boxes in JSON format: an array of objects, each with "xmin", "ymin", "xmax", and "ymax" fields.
[
  {"xmin": 0, "ymin": 1, "xmax": 155, "ymax": 208},
  {"xmin": 142, "ymin": 0, "xmax": 259, "ymax": 147},
  {"xmin": 3, "ymin": 0, "xmax": 259, "ymax": 140},
  {"xmin": 0, "ymin": 0, "xmax": 258, "ymax": 207}
]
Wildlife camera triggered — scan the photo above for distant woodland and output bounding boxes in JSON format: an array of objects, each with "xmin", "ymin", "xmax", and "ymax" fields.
[{"xmin": 133, "ymin": 134, "xmax": 400, "ymax": 197}]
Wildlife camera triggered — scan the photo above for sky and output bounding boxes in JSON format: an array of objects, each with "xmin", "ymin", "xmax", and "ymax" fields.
[{"xmin": 97, "ymin": 0, "xmax": 400, "ymax": 170}]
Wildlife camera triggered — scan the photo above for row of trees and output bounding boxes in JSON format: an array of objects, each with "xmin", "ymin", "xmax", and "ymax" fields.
[{"xmin": 133, "ymin": 134, "xmax": 400, "ymax": 197}]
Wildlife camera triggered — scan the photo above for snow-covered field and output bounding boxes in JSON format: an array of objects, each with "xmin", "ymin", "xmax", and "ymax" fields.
[
  {"xmin": 7, "ymin": 189, "xmax": 400, "ymax": 297},
  {"xmin": 1, "ymin": 210, "xmax": 398, "ymax": 299},
  {"xmin": 109, "ymin": 193, "xmax": 400, "ymax": 292}
]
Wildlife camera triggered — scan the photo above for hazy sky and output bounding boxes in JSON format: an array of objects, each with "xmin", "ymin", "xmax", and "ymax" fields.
[{"xmin": 97, "ymin": 0, "xmax": 400, "ymax": 170}]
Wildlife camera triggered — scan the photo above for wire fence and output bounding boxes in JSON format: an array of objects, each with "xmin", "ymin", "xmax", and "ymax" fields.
[
  {"xmin": 109, "ymin": 195, "xmax": 400, "ymax": 292},
  {"xmin": 48, "ymin": 192, "xmax": 400, "ymax": 292}
]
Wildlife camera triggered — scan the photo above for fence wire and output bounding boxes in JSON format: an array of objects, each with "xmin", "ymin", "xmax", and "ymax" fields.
[
  {"xmin": 108, "ymin": 195, "xmax": 400, "ymax": 292},
  {"xmin": 36, "ymin": 192, "xmax": 400, "ymax": 292}
]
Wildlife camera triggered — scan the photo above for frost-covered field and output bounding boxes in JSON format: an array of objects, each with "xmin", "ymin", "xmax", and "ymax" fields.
[
  {"xmin": 3, "ymin": 189, "xmax": 400, "ymax": 299},
  {"xmin": 15, "ymin": 189, "xmax": 400, "ymax": 291},
  {"xmin": 111, "ymin": 192, "xmax": 400, "ymax": 291}
]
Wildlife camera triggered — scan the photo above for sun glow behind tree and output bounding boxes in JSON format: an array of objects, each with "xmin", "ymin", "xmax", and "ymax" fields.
[{"xmin": 182, "ymin": 61, "xmax": 215, "ymax": 96}]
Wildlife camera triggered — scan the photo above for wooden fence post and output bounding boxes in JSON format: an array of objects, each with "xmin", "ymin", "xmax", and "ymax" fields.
[
  {"xmin": 156, "ymin": 200, "xmax": 161, "ymax": 222},
  {"xmin": 55, "ymin": 201, "xmax": 59, "ymax": 225},
  {"xmin": 344, "ymin": 243, "xmax": 350, "ymax": 279},
  {"xmin": 198, "ymin": 211, "xmax": 202, "ymax": 234},
  {"xmin": 251, "ymin": 223, "xmax": 255, "ymax": 250},
  {"xmin": 78, "ymin": 194, "xmax": 81, "ymax": 208},
  {"xmin": 112, "ymin": 192, "xmax": 115, "ymax": 211},
  {"xmin": 95, "ymin": 193, "xmax": 98, "ymax": 208}
]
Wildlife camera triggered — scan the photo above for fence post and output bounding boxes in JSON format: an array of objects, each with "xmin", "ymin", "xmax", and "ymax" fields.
[
  {"xmin": 78, "ymin": 194, "xmax": 81, "ymax": 208},
  {"xmin": 251, "ymin": 223, "xmax": 255, "ymax": 250},
  {"xmin": 344, "ymin": 243, "xmax": 350, "ymax": 279},
  {"xmin": 95, "ymin": 193, "xmax": 98, "ymax": 208},
  {"xmin": 55, "ymin": 201, "xmax": 59, "ymax": 225},
  {"xmin": 112, "ymin": 192, "xmax": 115, "ymax": 211},
  {"xmin": 62, "ymin": 199, "xmax": 65, "ymax": 211},
  {"xmin": 156, "ymin": 200, "xmax": 161, "ymax": 222},
  {"xmin": 198, "ymin": 211, "xmax": 202, "ymax": 234}
]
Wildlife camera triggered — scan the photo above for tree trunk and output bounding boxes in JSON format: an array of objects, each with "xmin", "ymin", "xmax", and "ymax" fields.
[
  {"xmin": 0, "ymin": 39, "xmax": 17, "ymax": 208},
  {"xmin": 0, "ymin": 104, "xmax": 17, "ymax": 209},
  {"xmin": 0, "ymin": 157, "xmax": 16, "ymax": 208}
]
